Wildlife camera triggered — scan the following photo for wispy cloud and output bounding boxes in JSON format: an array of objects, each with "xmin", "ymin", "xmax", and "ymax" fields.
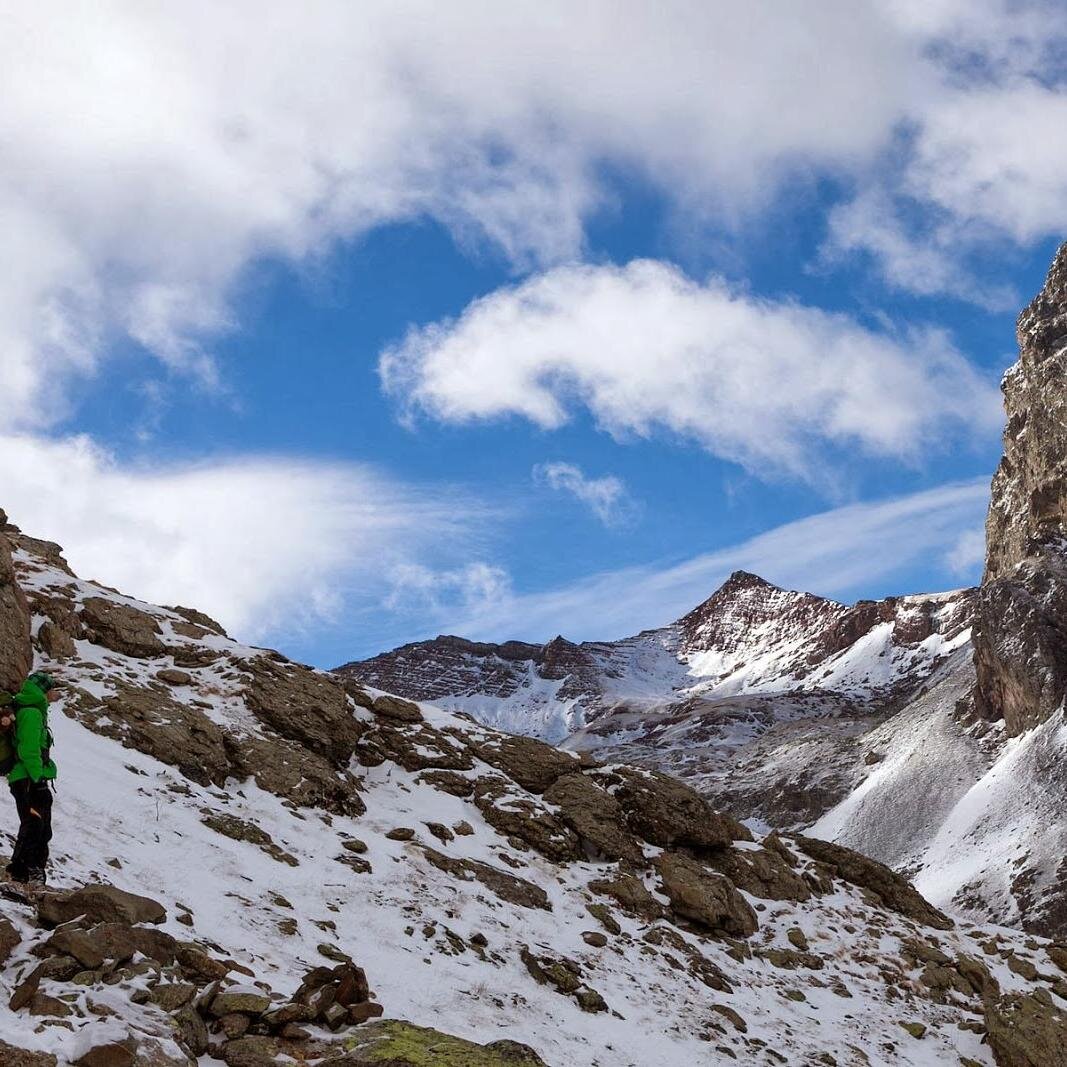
[
  {"xmin": 533, "ymin": 462, "xmax": 638, "ymax": 527},
  {"xmin": 440, "ymin": 478, "xmax": 992, "ymax": 643},
  {"xmin": 0, "ymin": 434, "xmax": 484, "ymax": 643}
]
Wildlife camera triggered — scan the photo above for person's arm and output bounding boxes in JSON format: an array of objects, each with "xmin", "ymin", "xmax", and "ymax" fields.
[{"xmin": 14, "ymin": 706, "xmax": 45, "ymax": 782}]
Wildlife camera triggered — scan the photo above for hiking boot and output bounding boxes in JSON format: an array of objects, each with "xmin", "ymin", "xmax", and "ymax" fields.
[{"xmin": 24, "ymin": 867, "xmax": 46, "ymax": 887}]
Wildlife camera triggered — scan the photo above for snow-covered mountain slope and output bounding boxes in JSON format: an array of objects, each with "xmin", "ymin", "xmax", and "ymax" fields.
[
  {"xmin": 338, "ymin": 572, "xmax": 973, "ymax": 743},
  {"xmin": 5, "ymin": 520, "xmax": 1067, "ymax": 1066}
]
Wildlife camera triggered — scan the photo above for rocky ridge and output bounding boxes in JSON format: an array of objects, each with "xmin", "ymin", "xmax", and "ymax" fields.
[
  {"xmin": 2, "ymin": 516, "xmax": 1065, "ymax": 1064},
  {"xmin": 338, "ymin": 572, "xmax": 972, "ymax": 745}
]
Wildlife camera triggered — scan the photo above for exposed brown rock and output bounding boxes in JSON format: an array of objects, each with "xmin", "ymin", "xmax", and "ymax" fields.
[
  {"xmin": 0, "ymin": 1039, "xmax": 58, "ymax": 1067},
  {"xmin": 166, "ymin": 605, "xmax": 228, "ymax": 636},
  {"xmin": 985, "ymin": 991, "xmax": 1067, "ymax": 1067},
  {"xmin": 243, "ymin": 655, "xmax": 361, "ymax": 765},
  {"xmin": 794, "ymin": 836, "xmax": 952, "ymax": 929},
  {"xmin": 371, "ymin": 693, "xmax": 423, "ymax": 722},
  {"xmin": 0, "ymin": 915, "xmax": 21, "ymax": 963},
  {"xmin": 79, "ymin": 682, "xmax": 231, "ymax": 787},
  {"xmin": 469, "ymin": 733, "xmax": 579, "ymax": 793},
  {"xmin": 542, "ymin": 772, "xmax": 644, "ymax": 863},
  {"xmin": 588, "ymin": 872, "xmax": 664, "ymax": 921},
  {"xmin": 473, "ymin": 775, "xmax": 580, "ymax": 862},
  {"xmin": 79, "ymin": 597, "xmax": 166, "ymax": 658},
  {"xmin": 37, "ymin": 883, "xmax": 167, "ymax": 927},
  {"xmin": 704, "ymin": 844, "xmax": 811, "ymax": 902},
  {"xmin": 600, "ymin": 766, "xmax": 750, "ymax": 853},
  {"xmin": 655, "ymin": 852, "xmax": 758, "ymax": 937},
  {"xmin": 0, "ymin": 515, "xmax": 32, "ymax": 692},
  {"xmin": 420, "ymin": 846, "xmax": 550, "ymax": 910}
]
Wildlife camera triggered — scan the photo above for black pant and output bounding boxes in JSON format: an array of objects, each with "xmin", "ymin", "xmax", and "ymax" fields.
[{"xmin": 8, "ymin": 779, "xmax": 52, "ymax": 877}]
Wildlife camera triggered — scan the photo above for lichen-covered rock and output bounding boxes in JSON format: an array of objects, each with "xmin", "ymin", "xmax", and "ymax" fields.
[
  {"xmin": 336, "ymin": 1020, "xmax": 547, "ymax": 1065},
  {"xmin": 79, "ymin": 596, "xmax": 166, "ymax": 658},
  {"xmin": 0, "ymin": 516, "xmax": 32, "ymax": 692},
  {"xmin": 655, "ymin": 852, "xmax": 758, "ymax": 937},
  {"xmin": 985, "ymin": 991, "xmax": 1067, "ymax": 1066},
  {"xmin": 795, "ymin": 835, "xmax": 951, "ymax": 929}
]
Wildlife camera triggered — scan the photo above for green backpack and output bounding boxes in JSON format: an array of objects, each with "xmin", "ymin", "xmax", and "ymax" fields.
[{"xmin": 0, "ymin": 691, "xmax": 18, "ymax": 775}]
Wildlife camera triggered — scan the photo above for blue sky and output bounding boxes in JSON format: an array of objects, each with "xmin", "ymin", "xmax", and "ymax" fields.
[{"xmin": 2, "ymin": 3, "xmax": 1067, "ymax": 667}]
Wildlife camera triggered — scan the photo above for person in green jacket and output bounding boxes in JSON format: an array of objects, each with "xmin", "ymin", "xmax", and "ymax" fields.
[{"xmin": 5, "ymin": 672, "xmax": 59, "ymax": 886}]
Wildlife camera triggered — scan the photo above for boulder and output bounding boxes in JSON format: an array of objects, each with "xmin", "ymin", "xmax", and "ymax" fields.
[
  {"xmin": 371, "ymin": 693, "xmax": 423, "ymax": 722},
  {"xmin": 0, "ymin": 517, "xmax": 32, "ymax": 692},
  {"xmin": 227, "ymin": 733, "xmax": 366, "ymax": 816},
  {"xmin": 37, "ymin": 883, "xmax": 167, "ymax": 927},
  {"xmin": 166, "ymin": 604, "xmax": 228, "ymax": 636},
  {"xmin": 72, "ymin": 1043, "xmax": 135, "ymax": 1067},
  {"xmin": 0, "ymin": 1039, "xmax": 58, "ymax": 1067},
  {"xmin": 472, "ymin": 776, "xmax": 580, "ymax": 862},
  {"xmin": 588, "ymin": 872, "xmax": 664, "ymax": 921},
  {"xmin": 155, "ymin": 668, "xmax": 192, "ymax": 686},
  {"xmin": 600, "ymin": 766, "xmax": 750, "ymax": 854},
  {"xmin": 985, "ymin": 991, "xmax": 1067, "ymax": 1066},
  {"xmin": 79, "ymin": 596, "xmax": 166, "ymax": 658},
  {"xmin": 469, "ymin": 734, "xmax": 579, "ymax": 793},
  {"xmin": 542, "ymin": 772, "xmax": 644, "ymax": 863},
  {"xmin": 704, "ymin": 845, "xmax": 811, "ymax": 902},
  {"xmin": 0, "ymin": 915, "xmax": 22, "ymax": 963},
  {"xmin": 37, "ymin": 620, "xmax": 76, "ymax": 659},
  {"xmin": 243, "ymin": 656, "xmax": 361, "ymax": 764},
  {"xmin": 210, "ymin": 988, "xmax": 274, "ymax": 1016},
  {"xmin": 794, "ymin": 836, "xmax": 952, "ymax": 929},
  {"xmin": 201, "ymin": 813, "xmax": 298, "ymax": 866},
  {"xmin": 655, "ymin": 852, "xmax": 758, "ymax": 937}
]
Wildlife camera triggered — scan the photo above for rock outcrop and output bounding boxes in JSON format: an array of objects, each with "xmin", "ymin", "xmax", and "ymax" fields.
[
  {"xmin": 974, "ymin": 241, "xmax": 1067, "ymax": 734},
  {"xmin": 0, "ymin": 509, "xmax": 32, "ymax": 692}
]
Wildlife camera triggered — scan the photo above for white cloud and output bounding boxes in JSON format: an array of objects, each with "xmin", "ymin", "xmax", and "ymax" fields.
[
  {"xmin": 7, "ymin": 1, "xmax": 1066, "ymax": 430},
  {"xmin": 382, "ymin": 261, "xmax": 1002, "ymax": 483},
  {"xmin": 384, "ymin": 562, "xmax": 512, "ymax": 616},
  {"xmin": 944, "ymin": 527, "xmax": 987, "ymax": 578},
  {"xmin": 443, "ymin": 478, "xmax": 991, "ymax": 642},
  {"xmin": 0, "ymin": 434, "xmax": 479, "ymax": 641},
  {"xmin": 533, "ymin": 462, "xmax": 637, "ymax": 527}
]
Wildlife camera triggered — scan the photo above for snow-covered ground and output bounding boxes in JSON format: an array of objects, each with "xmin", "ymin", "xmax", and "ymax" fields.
[{"xmin": 2, "ymin": 535, "xmax": 1061, "ymax": 1066}]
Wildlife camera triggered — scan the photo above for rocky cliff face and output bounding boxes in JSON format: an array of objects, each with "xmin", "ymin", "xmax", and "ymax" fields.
[
  {"xmin": 4, "ymin": 512, "xmax": 1066, "ymax": 1066},
  {"xmin": 974, "ymin": 242, "xmax": 1067, "ymax": 734}
]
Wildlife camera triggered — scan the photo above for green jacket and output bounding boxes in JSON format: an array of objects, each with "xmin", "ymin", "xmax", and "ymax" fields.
[{"xmin": 7, "ymin": 679, "xmax": 57, "ymax": 785}]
